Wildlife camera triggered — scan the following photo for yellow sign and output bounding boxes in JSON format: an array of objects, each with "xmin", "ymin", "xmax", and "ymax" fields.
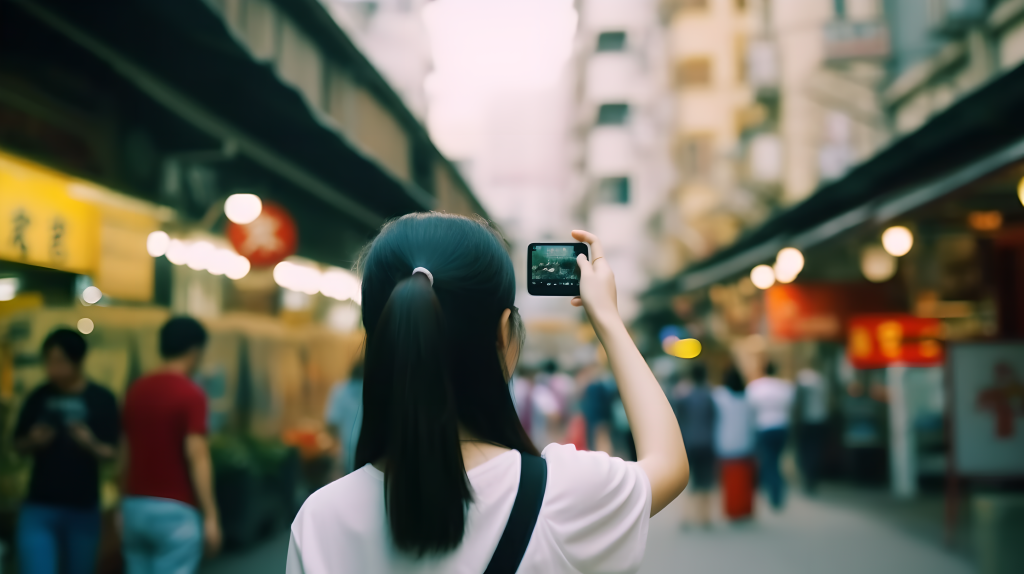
[{"xmin": 0, "ymin": 152, "xmax": 100, "ymax": 274}]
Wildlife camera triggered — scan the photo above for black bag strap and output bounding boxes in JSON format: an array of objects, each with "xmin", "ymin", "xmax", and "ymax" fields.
[{"xmin": 483, "ymin": 452, "xmax": 547, "ymax": 574}]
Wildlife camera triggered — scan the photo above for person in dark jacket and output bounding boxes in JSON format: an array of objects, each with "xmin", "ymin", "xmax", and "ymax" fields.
[{"xmin": 672, "ymin": 363, "xmax": 716, "ymax": 528}]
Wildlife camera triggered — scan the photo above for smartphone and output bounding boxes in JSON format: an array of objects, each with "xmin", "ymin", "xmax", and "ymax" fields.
[{"xmin": 527, "ymin": 242, "xmax": 589, "ymax": 296}]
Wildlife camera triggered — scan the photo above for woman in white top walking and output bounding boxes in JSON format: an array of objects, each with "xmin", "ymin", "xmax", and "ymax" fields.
[{"xmin": 286, "ymin": 213, "xmax": 689, "ymax": 573}]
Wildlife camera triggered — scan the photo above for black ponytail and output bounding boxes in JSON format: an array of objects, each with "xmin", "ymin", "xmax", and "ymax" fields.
[
  {"xmin": 364, "ymin": 274, "xmax": 470, "ymax": 554},
  {"xmin": 354, "ymin": 213, "xmax": 537, "ymax": 556}
]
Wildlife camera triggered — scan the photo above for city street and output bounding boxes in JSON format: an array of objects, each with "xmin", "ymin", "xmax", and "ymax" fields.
[{"xmin": 201, "ymin": 487, "xmax": 975, "ymax": 574}]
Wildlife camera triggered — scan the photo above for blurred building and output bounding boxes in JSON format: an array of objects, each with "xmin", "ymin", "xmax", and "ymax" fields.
[
  {"xmin": 0, "ymin": 0, "xmax": 484, "ymax": 546},
  {"xmin": 570, "ymin": 0, "xmax": 674, "ymax": 322},
  {"xmin": 640, "ymin": 0, "xmax": 1024, "ymax": 509},
  {"xmin": 321, "ymin": 0, "xmax": 433, "ymax": 120}
]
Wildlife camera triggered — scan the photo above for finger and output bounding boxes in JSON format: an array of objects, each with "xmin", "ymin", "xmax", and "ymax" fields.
[
  {"xmin": 570, "ymin": 297, "xmax": 584, "ymax": 307},
  {"xmin": 576, "ymin": 253, "xmax": 592, "ymax": 277},
  {"xmin": 571, "ymin": 230, "xmax": 605, "ymax": 263}
]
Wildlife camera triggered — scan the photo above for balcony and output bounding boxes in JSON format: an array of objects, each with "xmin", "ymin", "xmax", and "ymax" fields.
[{"xmin": 823, "ymin": 20, "xmax": 890, "ymax": 63}]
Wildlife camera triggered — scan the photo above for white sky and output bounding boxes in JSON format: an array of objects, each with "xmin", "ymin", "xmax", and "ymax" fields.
[{"xmin": 422, "ymin": 0, "xmax": 578, "ymax": 159}]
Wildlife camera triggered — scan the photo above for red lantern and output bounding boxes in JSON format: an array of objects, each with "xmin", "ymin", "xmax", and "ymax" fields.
[{"xmin": 226, "ymin": 201, "xmax": 297, "ymax": 267}]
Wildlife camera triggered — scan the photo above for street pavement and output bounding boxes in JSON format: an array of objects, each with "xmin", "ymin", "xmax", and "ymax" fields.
[
  {"xmin": 200, "ymin": 489, "xmax": 976, "ymax": 574},
  {"xmin": 640, "ymin": 491, "xmax": 975, "ymax": 574}
]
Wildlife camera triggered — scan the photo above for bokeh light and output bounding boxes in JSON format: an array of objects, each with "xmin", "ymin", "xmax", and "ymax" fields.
[
  {"xmin": 750, "ymin": 264, "xmax": 776, "ymax": 290},
  {"xmin": 881, "ymin": 226, "xmax": 913, "ymax": 257},
  {"xmin": 224, "ymin": 193, "xmax": 263, "ymax": 225},
  {"xmin": 77, "ymin": 318, "xmax": 94, "ymax": 334},
  {"xmin": 773, "ymin": 247, "xmax": 804, "ymax": 284},
  {"xmin": 666, "ymin": 338, "xmax": 702, "ymax": 359},
  {"xmin": 166, "ymin": 239, "xmax": 189, "ymax": 266},
  {"xmin": 82, "ymin": 286, "xmax": 102, "ymax": 305},
  {"xmin": 861, "ymin": 245, "xmax": 897, "ymax": 283},
  {"xmin": 146, "ymin": 230, "xmax": 170, "ymax": 257}
]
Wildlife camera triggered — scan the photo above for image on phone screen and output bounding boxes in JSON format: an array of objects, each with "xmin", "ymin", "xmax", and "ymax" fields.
[{"xmin": 527, "ymin": 242, "xmax": 589, "ymax": 296}]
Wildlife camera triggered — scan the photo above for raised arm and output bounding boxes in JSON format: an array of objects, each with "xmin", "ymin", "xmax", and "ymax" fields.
[{"xmin": 571, "ymin": 230, "xmax": 689, "ymax": 515}]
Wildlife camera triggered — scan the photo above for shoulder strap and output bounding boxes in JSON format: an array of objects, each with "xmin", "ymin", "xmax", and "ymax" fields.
[{"xmin": 483, "ymin": 452, "xmax": 547, "ymax": 574}]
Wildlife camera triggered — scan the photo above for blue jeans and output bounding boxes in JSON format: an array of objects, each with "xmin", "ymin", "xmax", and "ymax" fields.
[
  {"xmin": 17, "ymin": 502, "xmax": 101, "ymax": 574},
  {"xmin": 121, "ymin": 497, "xmax": 203, "ymax": 574},
  {"xmin": 756, "ymin": 428, "xmax": 789, "ymax": 509}
]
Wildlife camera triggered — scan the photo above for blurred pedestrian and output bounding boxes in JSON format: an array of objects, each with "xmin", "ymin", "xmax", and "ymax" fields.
[
  {"xmin": 580, "ymin": 371, "xmax": 615, "ymax": 454},
  {"xmin": 746, "ymin": 362, "xmax": 796, "ymax": 510},
  {"xmin": 325, "ymin": 362, "xmax": 364, "ymax": 478},
  {"xmin": 711, "ymin": 367, "xmax": 756, "ymax": 521},
  {"xmin": 121, "ymin": 317, "xmax": 220, "ymax": 574},
  {"xmin": 796, "ymin": 365, "xmax": 829, "ymax": 494},
  {"xmin": 14, "ymin": 329, "xmax": 119, "ymax": 574},
  {"xmin": 672, "ymin": 363, "xmax": 715, "ymax": 528},
  {"xmin": 287, "ymin": 216, "xmax": 688, "ymax": 573},
  {"xmin": 511, "ymin": 366, "xmax": 536, "ymax": 433}
]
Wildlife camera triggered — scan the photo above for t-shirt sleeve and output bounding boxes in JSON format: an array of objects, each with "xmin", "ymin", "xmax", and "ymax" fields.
[
  {"xmin": 286, "ymin": 530, "xmax": 306, "ymax": 574},
  {"xmin": 541, "ymin": 443, "xmax": 652, "ymax": 573},
  {"xmin": 90, "ymin": 387, "xmax": 121, "ymax": 445},
  {"xmin": 14, "ymin": 388, "xmax": 43, "ymax": 439},
  {"xmin": 184, "ymin": 386, "xmax": 208, "ymax": 435}
]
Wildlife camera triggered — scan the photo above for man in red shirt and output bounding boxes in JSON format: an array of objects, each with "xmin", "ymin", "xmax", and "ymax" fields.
[{"xmin": 121, "ymin": 317, "xmax": 220, "ymax": 574}]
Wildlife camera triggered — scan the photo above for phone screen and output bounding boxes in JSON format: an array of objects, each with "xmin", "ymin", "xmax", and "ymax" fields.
[{"xmin": 527, "ymin": 243, "xmax": 589, "ymax": 296}]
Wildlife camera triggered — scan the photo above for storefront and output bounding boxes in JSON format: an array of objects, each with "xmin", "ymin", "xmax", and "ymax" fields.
[
  {"xmin": 0, "ymin": 0, "xmax": 488, "ymax": 557},
  {"xmin": 640, "ymin": 59, "xmax": 1024, "ymax": 495}
]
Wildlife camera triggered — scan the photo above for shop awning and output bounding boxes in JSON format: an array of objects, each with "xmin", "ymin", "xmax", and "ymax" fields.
[
  {"xmin": 14, "ymin": 0, "xmax": 480, "ymax": 232},
  {"xmin": 664, "ymin": 60, "xmax": 1024, "ymax": 294}
]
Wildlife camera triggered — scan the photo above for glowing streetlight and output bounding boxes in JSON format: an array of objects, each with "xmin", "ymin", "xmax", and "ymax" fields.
[
  {"xmin": 224, "ymin": 194, "xmax": 262, "ymax": 225},
  {"xmin": 146, "ymin": 231, "xmax": 171, "ymax": 257},
  {"xmin": 773, "ymin": 247, "xmax": 804, "ymax": 284},
  {"xmin": 750, "ymin": 264, "xmax": 776, "ymax": 290},
  {"xmin": 881, "ymin": 226, "xmax": 913, "ymax": 257}
]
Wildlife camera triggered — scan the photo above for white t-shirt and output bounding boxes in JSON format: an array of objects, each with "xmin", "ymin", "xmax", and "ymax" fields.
[
  {"xmin": 286, "ymin": 443, "xmax": 652, "ymax": 574},
  {"xmin": 745, "ymin": 376, "xmax": 796, "ymax": 431}
]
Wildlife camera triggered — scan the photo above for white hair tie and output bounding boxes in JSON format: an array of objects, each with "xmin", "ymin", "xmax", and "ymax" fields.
[{"xmin": 411, "ymin": 267, "xmax": 434, "ymax": 286}]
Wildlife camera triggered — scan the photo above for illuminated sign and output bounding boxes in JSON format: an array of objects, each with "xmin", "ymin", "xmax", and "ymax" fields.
[{"xmin": 0, "ymin": 152, "xmax": 100, "ymax": 274}]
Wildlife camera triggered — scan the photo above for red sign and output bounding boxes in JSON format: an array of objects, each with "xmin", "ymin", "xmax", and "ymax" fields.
[
  {"xmin": 847, "ymin": 314, "xmax": 943, "ymax": 369},
  {"xmin": 226, "ymin": 201, "xmax": 298, "ymax": 267},
  {"xmin": 765, "ymin": 283, "xmax": 901, "ymax": 342}
]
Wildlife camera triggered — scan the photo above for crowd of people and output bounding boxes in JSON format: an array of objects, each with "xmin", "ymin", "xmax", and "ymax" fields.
[
  {"xmin": 496, "ymin": 356, "xmax": 830, "ymax": 530},
  {"xmin": 14, "ymin": 317, "xmax": 219, "ymax": 574}
]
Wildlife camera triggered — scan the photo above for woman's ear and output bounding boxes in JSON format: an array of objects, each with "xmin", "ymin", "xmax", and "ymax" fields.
[{"xmin": 496, "ymin": 308, "xmax": 512, "ymax": 350}]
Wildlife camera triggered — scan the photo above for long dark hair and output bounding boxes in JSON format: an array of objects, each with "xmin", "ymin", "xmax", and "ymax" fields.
[{"xmin": 354, "ymin": 212, "xmax": 538, "ymax": 556}]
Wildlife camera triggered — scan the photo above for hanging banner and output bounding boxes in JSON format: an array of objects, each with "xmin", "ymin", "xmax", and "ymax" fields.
[
  {"xmin": 847, "ymin": 314, "xmax": 944, "ymax": 370},
  {"xmin": 0, "ymin": 152, "xmax": 100, "ymax": 274},
  {"xmin": 226, "ymin": 201, "xmax": 298, "ymax": 267}
]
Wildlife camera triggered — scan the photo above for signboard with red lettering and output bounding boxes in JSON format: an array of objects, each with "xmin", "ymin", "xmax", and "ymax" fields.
[
  {"xmin": 846, "ymin": 314, "xmax": 943, "ymax": 370},
  {"xmin": 949, "ymin": 342, "xmax": 1024, "ymax": 476},
  {"xmin": 226, "ymin": 201, "xmax": 297, "ymax": 267}
]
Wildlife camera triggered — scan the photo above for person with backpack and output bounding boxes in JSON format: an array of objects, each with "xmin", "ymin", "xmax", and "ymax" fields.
[{"xmin": 286, "ymin": 214, "xmax": 689, "ymax": 573}]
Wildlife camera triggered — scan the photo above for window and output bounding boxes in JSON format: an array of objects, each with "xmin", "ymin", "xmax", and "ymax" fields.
[
  {"xmin": 675, "ymin": 58, "xmax": 711, "ymax": 87},
  {"xmin": 596, "ymin": 103, "xmax": 629, "ymax": 125},
  {"xmin": 680, "ymin": 135, "xmax": 714, "ymax": 179},
  {"xmin": 596, "ymin": 31, "xmax": 626, "ymax": 52},
  {"xmin": 596, "ymin": 177, "xmax": 630, "ymax": 204}
]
